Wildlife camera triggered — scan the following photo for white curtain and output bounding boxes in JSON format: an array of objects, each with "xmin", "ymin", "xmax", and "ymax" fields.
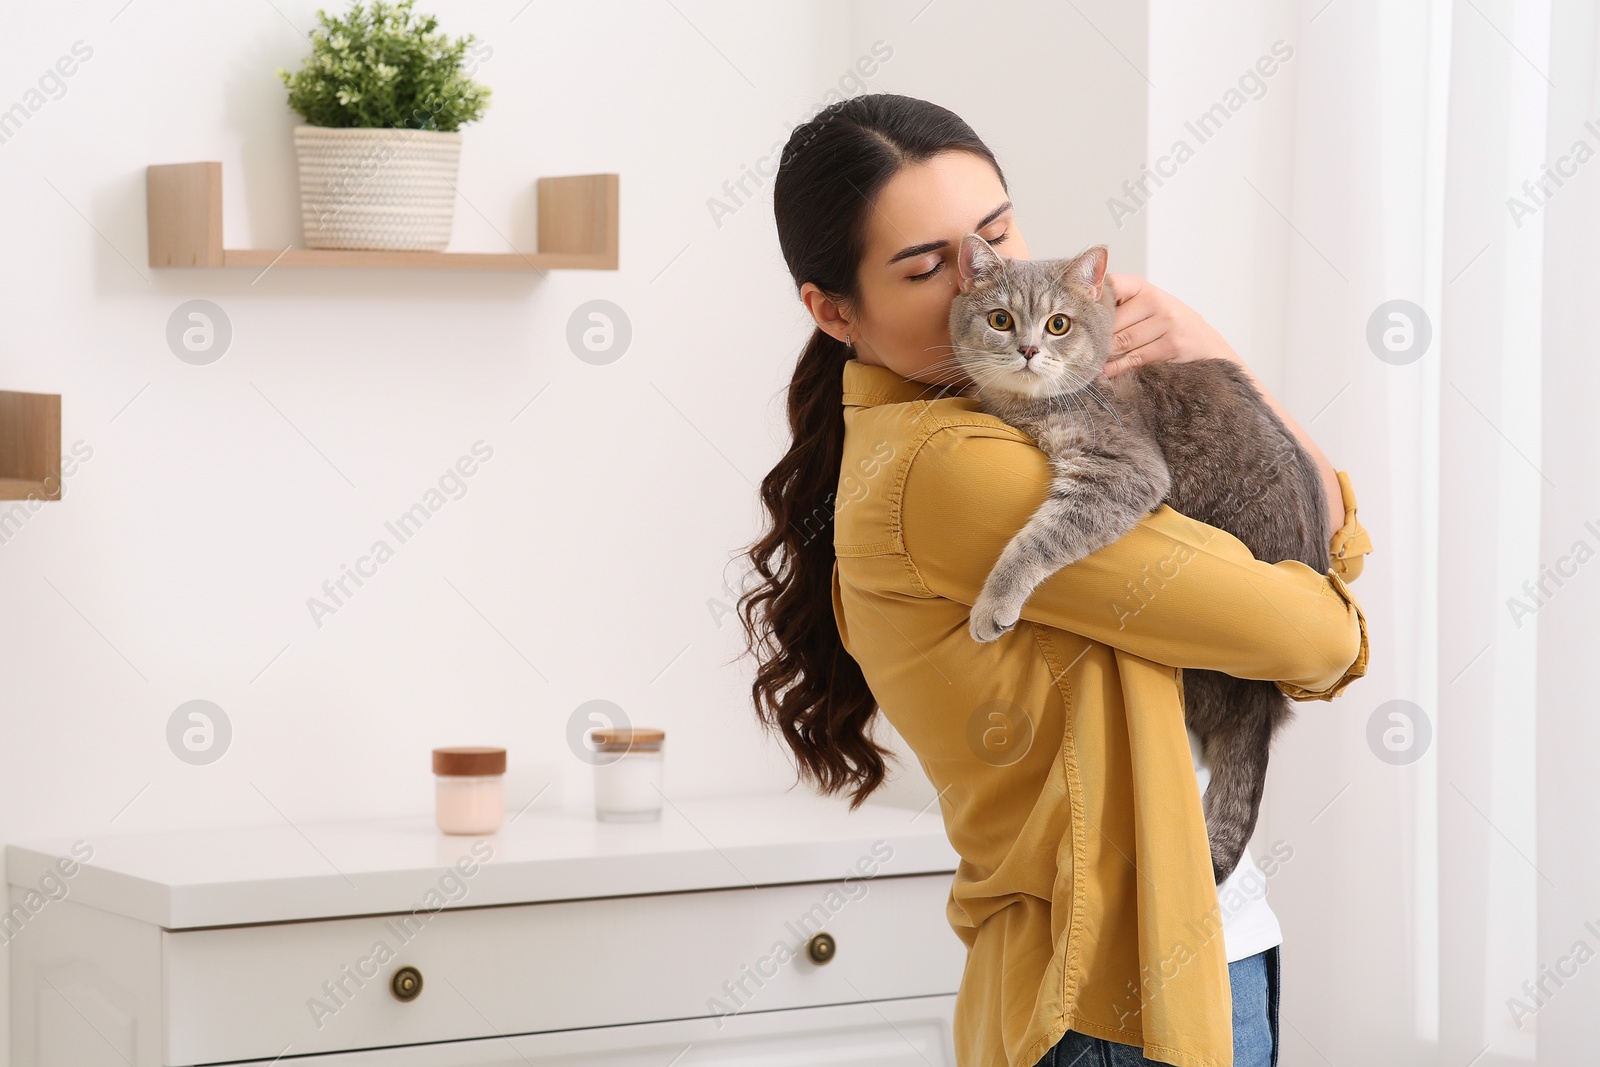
[
  {"xmin": 1525, "ymin": 2, "xmax": 1600, "ymax": 1062},
  {"xmin": 1146, "ymin": 0, "xmax": 1598, "ymax": 1061}
]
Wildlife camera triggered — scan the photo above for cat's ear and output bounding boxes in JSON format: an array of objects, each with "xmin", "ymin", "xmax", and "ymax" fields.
[
  {"xmin": 957, "ymin": 233, "xmax": 1004, "ymax": 293},
  {"xmin": 1063, "ymin": 245, "xmax": 1109, "ymax": 300}
]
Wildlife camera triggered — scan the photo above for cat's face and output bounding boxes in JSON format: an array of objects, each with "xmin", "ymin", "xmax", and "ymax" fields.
[{"xmin": 948, "ymin": 235, "xmax": 1115, "ymax": 403}]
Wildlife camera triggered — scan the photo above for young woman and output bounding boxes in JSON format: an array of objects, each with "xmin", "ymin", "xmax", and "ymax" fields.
[{"xmin": 738, "ymin": 93, "xmax": 1372, "ymax": 1067}]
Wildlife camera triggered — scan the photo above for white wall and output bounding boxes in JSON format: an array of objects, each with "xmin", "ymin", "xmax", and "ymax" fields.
[
  {"xmin": 838, "ymin": 0, "xmax": 1150, "ymax": 278},
  {"xmin": 0, "ymin": 0, "xmax": 842, "ymax": 841},
  {"xmin": 1144, "ymin": 1, "xmax": 1301, "ymax": 390}
]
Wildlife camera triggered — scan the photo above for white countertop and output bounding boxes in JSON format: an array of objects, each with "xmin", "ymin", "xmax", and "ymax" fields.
[{"xmin": 5, "ymin": 790, "xmax": 959, "ymax": 929}]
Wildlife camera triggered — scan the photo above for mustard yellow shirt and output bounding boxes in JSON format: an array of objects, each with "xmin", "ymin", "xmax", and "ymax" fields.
[{"xmin": 830, "ymin": 358, "xmax": 1373, "ymax": 1067}]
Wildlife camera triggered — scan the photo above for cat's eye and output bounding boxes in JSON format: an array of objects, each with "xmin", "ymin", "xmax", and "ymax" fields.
[
  {"xmin": 1046, "ymin": 314, "xmax": 1071, "ymax": 336},
  {"xmin": 987, "ymin": 309, "xmax": 1013, "ymax": 330}
]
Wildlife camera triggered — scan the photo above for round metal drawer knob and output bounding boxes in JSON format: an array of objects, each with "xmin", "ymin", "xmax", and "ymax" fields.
[
  {"xmin": 391, "ymin": 965, "xmax": 424, "ymax": 1002},
  {"xmin": 806, "ymin": 931, "xmax": 837, "ymax": 964}
]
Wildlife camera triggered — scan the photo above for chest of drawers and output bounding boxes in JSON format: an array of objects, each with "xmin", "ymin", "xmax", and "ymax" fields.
[{"xmin": 6, "ymin": 792, "xmax": 965, "ymax": 1066}]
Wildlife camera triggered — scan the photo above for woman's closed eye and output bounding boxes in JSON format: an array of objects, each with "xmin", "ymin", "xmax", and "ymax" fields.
[{"xmin": 908, "ymin": 230, "xmax": 1009, "ymax": 281}]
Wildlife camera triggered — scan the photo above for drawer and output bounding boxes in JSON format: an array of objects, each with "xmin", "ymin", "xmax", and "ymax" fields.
[
  {"xmin": 220, "ymin": 995, "xmax": 959, "ymax": 1066},
  {"xmin": 162, "ymin": 872, "xmax": 964, "ymax": 1064}
]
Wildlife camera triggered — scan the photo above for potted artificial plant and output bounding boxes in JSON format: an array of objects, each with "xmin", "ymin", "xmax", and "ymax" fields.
[{"xmin": 276, "ymin": 0, "xmax": 491, "ymax": 251}]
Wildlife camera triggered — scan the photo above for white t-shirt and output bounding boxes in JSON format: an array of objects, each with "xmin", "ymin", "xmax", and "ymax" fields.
[{"xmin": 1188, "ymin": 726, "xmax": 1283, "ymax": 963}]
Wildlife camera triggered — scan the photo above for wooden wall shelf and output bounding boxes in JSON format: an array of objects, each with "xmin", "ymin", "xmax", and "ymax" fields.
[
  {"xmin": 147, "ymin": 162, "xmax": 618, "ymax": 271},
  {"xmin": 0, "ymin": 391, "xmax": 62, "ymax": 501}
]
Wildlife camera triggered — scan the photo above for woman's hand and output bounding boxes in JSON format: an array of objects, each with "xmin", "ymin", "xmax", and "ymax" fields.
[{"xmin": 1101, "ymin": 273, "xmax": 1241, "ymax": 379}]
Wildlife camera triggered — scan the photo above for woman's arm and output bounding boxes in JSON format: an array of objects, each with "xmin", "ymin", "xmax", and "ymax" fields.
[
  {"xmin": 1100, "ymin": 273, "xmax": 1344, "ymax": 535},
  {"xmin": 901, "ymin": 424, "xmax": 1369, "ymax": 701}
]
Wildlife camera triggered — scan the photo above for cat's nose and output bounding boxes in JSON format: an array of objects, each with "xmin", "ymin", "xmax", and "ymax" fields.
[{"xmin": 1017, "ymin": 345, "xmax": 1039, "ymax": 360}]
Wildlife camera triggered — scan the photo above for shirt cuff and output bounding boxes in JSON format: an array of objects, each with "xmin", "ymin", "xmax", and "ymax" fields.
[
  {"xmin": 1329, "ymin": 469, "xmax": 1374, "ymax": 583},
  {"xmin": 1275, "ymin": 568, "xmax": 1370, "ymax": 702}
]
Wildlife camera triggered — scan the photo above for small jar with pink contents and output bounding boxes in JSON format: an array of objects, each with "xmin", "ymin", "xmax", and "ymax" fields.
[{"xmin": 432, "ymin": 746, "xmax": 506, "ymax": 835}]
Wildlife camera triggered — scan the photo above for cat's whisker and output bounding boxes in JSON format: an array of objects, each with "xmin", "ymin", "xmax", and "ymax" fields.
[
  {"xmin": 918, "ymin": 351, "xmax": 993, "ymax": 377},
  {"xmin": 903, "ymin": 372, "xmax": 983, "ymax": 405},
  {"xmin": 1054, "ymin": 367, "xmax": 1125, "ymax": 433}
]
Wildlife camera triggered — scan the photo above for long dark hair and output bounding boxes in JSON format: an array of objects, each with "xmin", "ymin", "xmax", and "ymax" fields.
[{"xmin": 736, "ymin": 93, "xmax": 1007, "ymax": 809}]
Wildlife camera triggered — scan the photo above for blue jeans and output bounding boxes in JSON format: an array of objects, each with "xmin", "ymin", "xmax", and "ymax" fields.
[{"xmin": 1032, "ymin": 944, "xmax": 1280, "ymax": 1067}]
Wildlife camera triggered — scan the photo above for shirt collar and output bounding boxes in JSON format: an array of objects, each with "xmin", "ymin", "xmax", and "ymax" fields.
[{"xmin": 840, "ymin": 357, "xmax": 970, "ymax": 408}]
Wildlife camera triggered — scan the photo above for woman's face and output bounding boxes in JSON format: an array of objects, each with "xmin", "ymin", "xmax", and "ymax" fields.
[{"xmin": 801, "ymin": 148, "xmax": 1028, "ymax": 392}]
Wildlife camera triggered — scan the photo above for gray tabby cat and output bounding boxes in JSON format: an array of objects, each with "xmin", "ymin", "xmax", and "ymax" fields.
[{"xmin": 948, "ymin": 233, "xmax": 1331, "ymax": 885}]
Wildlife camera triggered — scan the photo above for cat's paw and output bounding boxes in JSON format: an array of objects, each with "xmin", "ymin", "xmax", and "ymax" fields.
[{"xmin": 969, "ymin": 592, "xmax": 1023, "ymax": 643}]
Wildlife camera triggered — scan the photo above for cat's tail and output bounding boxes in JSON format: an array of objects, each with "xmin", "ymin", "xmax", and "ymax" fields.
[{"xmin": 1186, "ymin": 672, "xmax": 1295, "ymax": 884}]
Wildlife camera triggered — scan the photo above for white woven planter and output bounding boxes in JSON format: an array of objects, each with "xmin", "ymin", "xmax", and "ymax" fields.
[{"xmin": 293, "ymin": 125, "xmax": 462, "ymax": 251}]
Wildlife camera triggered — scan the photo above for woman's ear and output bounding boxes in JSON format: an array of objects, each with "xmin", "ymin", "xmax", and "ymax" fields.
[
  {"xmin": 800, "ymin": 282, "xmax": 853, "ymax": 344},
  {"xmin": 958, "ymin": 233, "xmax": 1003, "ymax": 294}
]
